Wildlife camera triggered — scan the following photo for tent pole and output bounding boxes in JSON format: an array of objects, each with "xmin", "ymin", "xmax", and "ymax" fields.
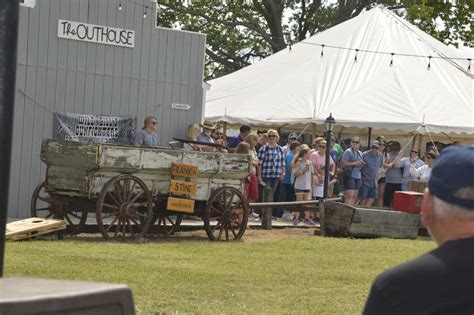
[
  {"xmin": 222, "ymin": 121, "xmax": 227, "ymax": 142},
  {"xmin": 416, "ymin": 133, "xmax": 424, "ymax": 155},
  {"xmin": 367, "ymin": 127, "xmax": 372, "ymax": 148}
]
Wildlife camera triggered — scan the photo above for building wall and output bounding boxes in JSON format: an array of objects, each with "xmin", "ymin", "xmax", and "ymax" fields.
[{"xmin": 10, "ymin": 0, "xmax": 206, "ymax": 218}]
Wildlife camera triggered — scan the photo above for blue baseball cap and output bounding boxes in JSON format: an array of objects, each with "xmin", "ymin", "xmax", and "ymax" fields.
[{"xmin": 428, "ymin": 145, "xmax": 474, "ymax": 209}]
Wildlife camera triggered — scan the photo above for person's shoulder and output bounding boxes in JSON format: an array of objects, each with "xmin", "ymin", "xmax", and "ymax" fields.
[{"xmin": 372, "ymin": 249, "xmax": 444, "ymax": 293}]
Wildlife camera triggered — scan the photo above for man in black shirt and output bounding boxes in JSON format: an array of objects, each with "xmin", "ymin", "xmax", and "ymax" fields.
[{"xmin": 364, "ymin": 145, "xmax": 474, "ymax": 315}]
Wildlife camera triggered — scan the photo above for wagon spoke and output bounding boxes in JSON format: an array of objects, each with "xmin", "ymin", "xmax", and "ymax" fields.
[
  {"xmin": 225, "ymin": 224, "xmax": 230, "ymax": 241},
  {"xmin": 69, "ymin": 212, "xmax": 82, "ymax": 219},
  {"xmin": 38, "ymin": 196, "xmax": 53, "ymax": 204},
  {"xmin": 64, "ymin": 214, "xmax": 74, "ymax": 226},
  {"xmin": 129, "ymin": 217, "xmax": 141, "ymax": 227},
  {"xmin": 210, "ymin": 205, "xmax": 223, "ymax": 215},
  {"xmin": 211, "ymin": 220, "xmax": 223, "ymax": 233},
  {"xmin": 130, "ymin": 191, "xmax": 144, "ymax": 204},
  {"xmin": 102, "ymin": 203, "xmax": 119, "ymax": 211},
  {"xmin": 35, "ymin": 207, "xmax": 51, "ymax": 211},
  {"xmin": 126, "ymin": 218, "xmax": 135, "ymax": 237},
  {"xmin": 127, "ymin": 181, "xmax": 137, "ymax": 202},
  {"xmin": 217, "ymin": 225, "xmax": 224, "ymax": 240},
  {"xmin": 106, "ymin": 215, "xmax": 120, "ymax": 233},
  {"xmin": 114, "ymin": 182, "xmax": 123, "ymax": 202},
  {"xmin": 107, "ymin": 191, "xmax": 121, "ymax": 207},
  {"xmin": 166, "ymin": 216, "xmax": 176, "ymax": 227},
  {"xmin": 226, "ymin": 191, "xmax": 236, "ymax": 209},
  {"xmin": 123, "ymin": 178, "xmax": 131, "ymax": 201},
  {"xmin": 229, "ymin": 225, "xmax": 238, "ymax": 238}
]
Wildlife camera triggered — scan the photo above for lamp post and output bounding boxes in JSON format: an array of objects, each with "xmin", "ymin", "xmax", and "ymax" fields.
[{"xmin": 323, "ymin": 113, "xmax": 336, "ymax": 199}]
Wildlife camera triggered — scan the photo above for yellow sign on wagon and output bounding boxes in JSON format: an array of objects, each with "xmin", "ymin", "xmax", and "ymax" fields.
[
  {"xmin": 170, "ymin": 180, "xmax": 197, "ymax": 196},
  {"xmin": 167, "ymin": 197, "xmax": 195, "ymax": 213},
  {"xmin": 171, "ymin": 163, "xmax": 198, "ymax": 178}
]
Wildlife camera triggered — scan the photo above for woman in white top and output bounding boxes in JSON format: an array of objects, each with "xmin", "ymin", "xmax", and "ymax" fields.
[
  {"xmin": 291, "ymin": 147, "xmax": 315, "ymax": 226},
  {"xmin": 416, "ymin": 150, "xmax": 439, "ymax": 181}
]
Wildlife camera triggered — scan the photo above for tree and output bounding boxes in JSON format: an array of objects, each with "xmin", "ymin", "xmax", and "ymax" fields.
[
  {"xmin": 403, "ymin": 0, "xmax": 473, "ymax": 49},
  {"xmin": 156, "ymin": 1, "xmax": 472, "ymax": 80}
]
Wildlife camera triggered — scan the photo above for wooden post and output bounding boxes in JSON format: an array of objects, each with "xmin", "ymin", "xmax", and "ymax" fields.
[
  {"xmin": 261, "ymin": 187, "xmax": 273, "ymax": 229},
  {"xmin": 318, "ymin": 201, "xmax": 326, "ymax": 236}
]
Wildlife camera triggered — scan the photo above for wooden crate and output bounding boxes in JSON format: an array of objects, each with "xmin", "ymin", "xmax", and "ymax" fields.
[{"xmin": 6, "ymin": 218, "xmax": 66, "ymax": 241}]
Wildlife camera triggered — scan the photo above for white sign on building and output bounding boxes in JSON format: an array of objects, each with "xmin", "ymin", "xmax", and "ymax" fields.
[{"xmin": 57, "ymin": 19, "xmax": 135, "ymax": 48}]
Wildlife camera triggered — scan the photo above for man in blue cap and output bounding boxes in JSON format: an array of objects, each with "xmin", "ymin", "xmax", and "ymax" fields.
[{"xmin": 363, "ymin": 145, "xmax": 474, "ymax": 314}]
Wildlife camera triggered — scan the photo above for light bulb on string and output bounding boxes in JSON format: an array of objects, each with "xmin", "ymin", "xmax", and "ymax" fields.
[
  {"xmin": 143, "ymin": 6, "xmax": 147, "ymax": 18},
  {"xmin": 468, "ymin": 58, "xmax": 471, "ymax": 72},
  {"xmin": 389, "ymin": 53, "xmax": 394, "ymax": 67},
  {"xmin": 118, "ymin": 0, "xmax": 122, "ymax": 10},
  {"xmin": 427, "ymin": 56, "xmax": 432, "ymax": 71},
  {"xmin": 320, "ymin": 44, "xmax": 324, "ymax": 58},
  {"xmin": 354, "ymin": 49, "xmax": 359, "ymax": 63}
]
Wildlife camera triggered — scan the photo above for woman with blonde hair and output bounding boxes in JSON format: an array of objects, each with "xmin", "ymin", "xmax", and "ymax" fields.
[
  {"xmin": 183, "ymin": 123, "xmax": 200, "ymax": 150},
  {"xmin": 291, "ymin": 146, "xmax": 315, "ymax": 225}
]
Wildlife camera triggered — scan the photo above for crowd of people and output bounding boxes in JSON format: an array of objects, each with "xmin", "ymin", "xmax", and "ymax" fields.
[
  {"xmin": 134, "ymin": 117, "xmax": 453, "ymax": 224},
  {"xmin": 133, "ymin": 116, "xmax": 474, "ymax": 313}
]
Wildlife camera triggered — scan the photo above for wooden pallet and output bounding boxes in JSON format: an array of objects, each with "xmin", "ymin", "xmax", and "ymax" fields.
[{"xmin": 6, "ymin": 217, "xmax": 67, "ymax": 241}]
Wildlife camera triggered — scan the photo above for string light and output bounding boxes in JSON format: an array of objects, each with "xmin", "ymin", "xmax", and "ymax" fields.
[
  {"xmin": 143, "ymin": 6, "xmax": 147, "ymax": 18},
  {"xmin": 118, "ymin": 0, "xmax": 122, "ymax": 10},
  {"xmin": 389, "ymin": 52, "xmax": 394, "ymax": 67},
  {"xmin": 354, "ymin": 49, "xmax": 359, "ymax": 63},
  {"xmin": 320, "ymin": 44, "xmax": 324, "ymax": 58},
  {"xmin": 427, "ymin": 55, "xmax": 432, "ymax": 71},
  {"xmin": 468, "ymin": 58, "xmax": 471, "ymax": 72}
]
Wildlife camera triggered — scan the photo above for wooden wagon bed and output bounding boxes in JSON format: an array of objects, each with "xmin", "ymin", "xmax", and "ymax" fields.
[{"xmin": 33, "ymin": 139, "xmax": 252, "ymax": 241}]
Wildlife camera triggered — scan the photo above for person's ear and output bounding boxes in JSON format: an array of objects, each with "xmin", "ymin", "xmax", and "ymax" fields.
[{"xmin": 421, "ymin": 189, "xmax": 434, "ymax": 226}]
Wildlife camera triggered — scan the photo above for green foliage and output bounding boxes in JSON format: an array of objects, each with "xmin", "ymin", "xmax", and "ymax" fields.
[
  {"xmin": 5, "ymin": 234, "xmax": 435, "ymax": 314},
  {"xmin": 156, "ymin": 1, "xmax": 471, "ymax": 79},
  {"xmin": 404, "ymin": 0, "xmax": 473, "ymax": 49}
]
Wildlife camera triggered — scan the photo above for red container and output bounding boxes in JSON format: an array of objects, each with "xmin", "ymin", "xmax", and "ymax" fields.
[{"xmin": 392, "ymin": 191, "xmax": 424, "ymax": 213}]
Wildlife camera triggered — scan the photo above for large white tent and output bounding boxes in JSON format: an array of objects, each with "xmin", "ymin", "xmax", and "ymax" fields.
[{"xmin": 205, "ymin": 6, "xmax": 473, "ymax": 141}]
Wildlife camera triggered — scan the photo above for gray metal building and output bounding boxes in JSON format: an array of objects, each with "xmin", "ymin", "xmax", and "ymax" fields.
[{"xmin": 10, "ymin": 0, "xmax": 207, "ymax": 218}]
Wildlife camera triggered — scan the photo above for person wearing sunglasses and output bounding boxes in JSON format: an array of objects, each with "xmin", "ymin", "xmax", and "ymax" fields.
[
  {"xmin": 134, "ymin": 115, "xmax": 159, "ymax": 147},
  {"xmin": 257, "ymin": 129, "xmax": 285, "ymax": 192},
  {"xmin": 359, "ymin": 141, "xmax": 384, "ymax": 206},
  {"xmin": 311, "ymin": 140, "xmax": 335, "ymax": 200},
  {"xmin": 400, "ymin": 148, "xmax": 425, "ymax": 191},
  {"xmin": 341, "ymin": 136, "xmax": 364, "ymax": 205},
  {"xmin": 211, "ymin": 128, "xmax": 223, "ymax": 141}
]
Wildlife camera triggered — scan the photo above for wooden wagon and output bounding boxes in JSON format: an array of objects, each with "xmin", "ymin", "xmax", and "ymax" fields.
[{"xmin": 31, "ymin": 139, "xmax": 252, "ymax": 241}]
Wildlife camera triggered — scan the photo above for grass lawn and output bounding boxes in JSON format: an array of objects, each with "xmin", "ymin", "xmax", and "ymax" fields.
[{"xmin": 4, "ymin": 229, "xmax": 435, "ymax": 314}]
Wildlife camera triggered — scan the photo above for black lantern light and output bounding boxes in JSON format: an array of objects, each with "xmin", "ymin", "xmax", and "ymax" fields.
[{"xmin": 323, "ymin": 113, "xmax": 336, "ymax": 199}]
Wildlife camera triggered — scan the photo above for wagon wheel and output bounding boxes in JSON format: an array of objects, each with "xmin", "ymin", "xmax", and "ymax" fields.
[
  {"xmin": 96, "ymin": 174, "xmax": 154, "ymax": 240},
  {"xmin": 152, "ymin": 206, "xmax": 183, "ymax": 236},
  {"xmin": 204, "ymin": 187, "xmax": 248, "ymax": 241},
  {"xmin": 30, "ymin": 181, "xmax": 87, "ymax": 235}
]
